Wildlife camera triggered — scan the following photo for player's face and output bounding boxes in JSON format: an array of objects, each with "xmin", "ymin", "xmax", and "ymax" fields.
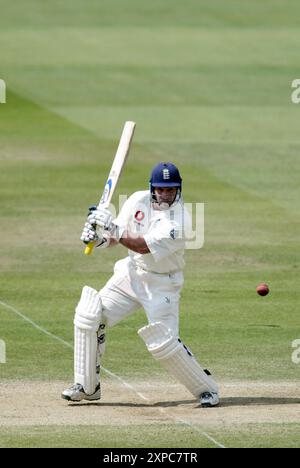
[{"xmin": 154, "ymin": 187, "xmax": 178, "ymax": 206}]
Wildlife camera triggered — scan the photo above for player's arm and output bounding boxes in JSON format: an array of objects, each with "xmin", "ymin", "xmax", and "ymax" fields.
[
  {"xmin": 118, "ymin": 231, "xmax": 150, "ymax": 254},
  {"xmin": 87, "ymin": 198, "xmax": 151, "ymax": 254},
  {"xmin": 109, "ymin": 238, "xmax": 119, "ymax": 248},
  {"xmin": 86, "ymin": 205, "xmax": 150, "ymax": 254}
]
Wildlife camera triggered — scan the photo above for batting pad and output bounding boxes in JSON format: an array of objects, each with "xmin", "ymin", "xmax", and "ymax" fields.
[
  {"xmin": 138, "ymin": 322, "xmax": 218, "ymax": 398},
  {"xmin": 74, "ymin": 286, "xmax": 103, "ymax": 395}
]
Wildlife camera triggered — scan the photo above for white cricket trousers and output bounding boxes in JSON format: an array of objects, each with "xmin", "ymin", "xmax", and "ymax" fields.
[{"xmin": 99, "ymin": 257, "xmax": 184, "ymax": 335}]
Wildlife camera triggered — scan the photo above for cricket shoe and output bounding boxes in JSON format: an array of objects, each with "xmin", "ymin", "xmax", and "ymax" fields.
[
  {"xmin": 200, "ymin": 392, "xmax": 219, "ymax": 408},
  {"xmin": 62, "ymin": 383, "xmax": 101, "ymax": 402}
]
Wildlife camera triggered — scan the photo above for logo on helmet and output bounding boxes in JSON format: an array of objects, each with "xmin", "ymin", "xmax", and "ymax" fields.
[{"xmin": 163, "ymin": 168, "xmax": 170, "ymax": 180}]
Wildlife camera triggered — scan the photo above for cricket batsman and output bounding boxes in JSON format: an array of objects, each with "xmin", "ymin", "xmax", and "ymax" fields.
[{"xmin": 62, "ymin": 162, "xmax": 219, "ymax": 407}]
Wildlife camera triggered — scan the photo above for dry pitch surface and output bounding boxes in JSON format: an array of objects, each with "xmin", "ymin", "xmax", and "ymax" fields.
[{"xmin": 1, "ymin": 380, "xmax": 299, "ymax": 431}]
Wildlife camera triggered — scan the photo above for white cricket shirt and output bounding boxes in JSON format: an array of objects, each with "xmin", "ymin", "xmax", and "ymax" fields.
[{"xmin": 114, "ymin": 190, "xmax": 192, "ymax": 274}]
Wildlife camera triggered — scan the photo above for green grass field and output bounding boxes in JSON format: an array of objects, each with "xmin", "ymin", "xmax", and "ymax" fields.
[{"xmin": 0, "ymin": 0, "xmax": 300, "ymax": 448}]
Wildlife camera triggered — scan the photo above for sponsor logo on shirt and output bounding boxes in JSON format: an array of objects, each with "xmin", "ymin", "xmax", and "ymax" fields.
[{"xmin": 134, "ymin": 210, "xmax": 145, "ymax": 222}]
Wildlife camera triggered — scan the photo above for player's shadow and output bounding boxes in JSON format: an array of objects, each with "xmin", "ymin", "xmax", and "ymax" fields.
[
  {"xmin": 68, "ymin": 399, "xmax": 196, "ymax": 408},
  {"xmin": 215, "ymin": 397, "xmax": 300, "ymax": 407},
  {"xmin": 68, "ymin": 397, "xmax": 300, "ymax": 408}
]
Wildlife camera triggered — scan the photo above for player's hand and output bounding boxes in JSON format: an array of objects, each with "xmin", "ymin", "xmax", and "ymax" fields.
[
  {"xmin": 87, "ymin": 205, "xmax": 97, "ymax": 216},
  {"xmin": 88, "ymin": 207, "xmax": 113, "ymax": 230},
  {"xmin": 80, "ymin": 222, "xmax": 110, "ymax": 249},
  {"xmin": 81, "ymin": 222, "xmax": 99, "ymax": 244}
]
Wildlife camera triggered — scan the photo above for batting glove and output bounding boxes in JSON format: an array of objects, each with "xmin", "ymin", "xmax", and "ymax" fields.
[
  {"xmin": 87, "ymin": 205, "xmax": 125, "ymax": 242},
  {"xmin": 80, "ymin": 222, "xmax": 110, "ymax": 248},
  {"xmin": 87, "ymin": 205, "xmax": 97, "ymax": 216},
  {"xmin": 88, "ymin": 207, "xmax": 113, "ymax": 231}
]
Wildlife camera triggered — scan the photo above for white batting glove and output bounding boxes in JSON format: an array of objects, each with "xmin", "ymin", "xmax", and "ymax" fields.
[
  {"xmin": 86, "ymin": 206, "xmax": 126, "ymax": 242},
  {"xmin": 80, "ymin": 222, "xmax": 110, "ymax": 249},
  {"xmin": 88, "ymin": 207, "xmax": 113, "ymax": 231},
  {"xmin": 94, "ymin": 232, "xmax": 111, "ymax": 249}
]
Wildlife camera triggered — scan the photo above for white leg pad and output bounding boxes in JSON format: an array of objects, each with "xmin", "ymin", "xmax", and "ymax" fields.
[
  {"xmin": 138, "ymin": 322, "xmax": 218, "ymax": 398},
  {"xmin": 74, "ymin": 286, "xmax": 102, "ymax": 395}
]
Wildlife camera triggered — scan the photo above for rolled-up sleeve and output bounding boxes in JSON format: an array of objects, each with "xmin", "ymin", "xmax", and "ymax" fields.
[{"xmin": 144, "ymin": 220, "xmax": 185, "ymax": 262}]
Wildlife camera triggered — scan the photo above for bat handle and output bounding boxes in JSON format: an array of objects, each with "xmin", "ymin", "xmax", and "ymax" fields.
[{"xmin": 84, "ymin": 242, "xmax": 96, "ymax": 255}]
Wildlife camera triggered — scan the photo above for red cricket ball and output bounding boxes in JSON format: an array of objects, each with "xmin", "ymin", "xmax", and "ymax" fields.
[{"xmin": 256, "ymin": 283, "xmax": 269, "ymax": 296}]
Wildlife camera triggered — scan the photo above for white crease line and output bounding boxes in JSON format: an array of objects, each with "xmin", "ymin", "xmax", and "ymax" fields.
[
  {"xmin": 0, "ymin": 300, "xmax": 73, "ymax": 350},
  {"xmin": 0, "ymin": 299, "xmax": 225, "ymax": 448},
  {"xmin": 102, "ymin": 367, "xmax": 149, "ymax": 402},
  {"xmin": 161, "ymin": 411, "xmax": 226, "ymax": 449}
]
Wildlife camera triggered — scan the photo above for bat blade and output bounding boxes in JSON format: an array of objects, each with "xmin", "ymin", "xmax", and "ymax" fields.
[{"xmin": 84, "ymin": 121, "xmax": 136, "ymax": 255}]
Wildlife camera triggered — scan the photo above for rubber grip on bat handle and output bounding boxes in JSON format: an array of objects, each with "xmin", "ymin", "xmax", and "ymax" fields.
[{"xmin": 84, "ymin": 242, "xmax": 96, "ymax": 255}]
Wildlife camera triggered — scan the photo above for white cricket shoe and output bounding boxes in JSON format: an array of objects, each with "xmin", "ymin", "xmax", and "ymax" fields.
[
  {"xmin": 62, "ymin": 383, "xmax": 100, "ymax": 402},
  {"xmin": 200, "ymin": 392, "xmax": 219, "ymax": 408}
]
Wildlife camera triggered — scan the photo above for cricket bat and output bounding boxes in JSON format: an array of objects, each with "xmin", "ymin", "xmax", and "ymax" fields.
[{"xmin": 84, "ymin": 121, "xmax": 136, "ymax": 255}]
